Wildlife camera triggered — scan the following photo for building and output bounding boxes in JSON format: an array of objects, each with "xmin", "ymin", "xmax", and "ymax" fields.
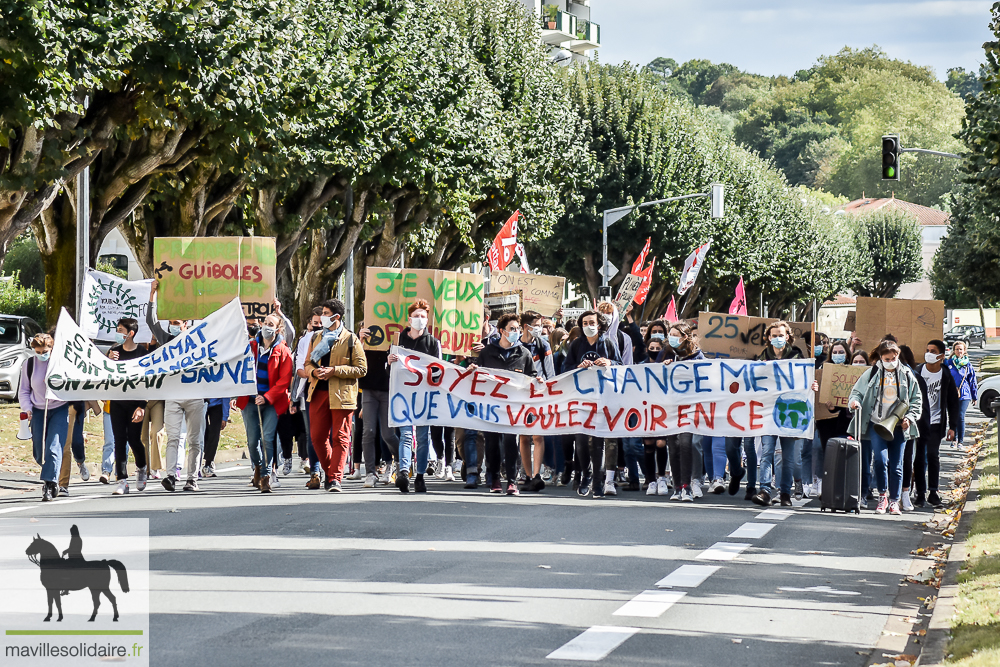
[
  {"xmin": 96, "ymin": 228, "xmax": 144, "ymax": 281},
  {"xmin": 520, "ymin": 1, "xmax": 601, "ymax": 64},
  {"xmin": 836, "ymin": 196, "xmax": 950, "ymax": 300}
]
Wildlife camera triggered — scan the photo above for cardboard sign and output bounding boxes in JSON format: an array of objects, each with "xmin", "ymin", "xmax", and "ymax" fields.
[
  {"xmin": 489, "ymin": 271, "xmax": 564, "ymax": 317},
  {"xmin": 153, "ymin": 237, "xmax": 276, "ymax": 320},
  {"xmin": 485, "ymin": 292, "xmax": 520, "ymax": 325},
  {"xmin": 854, "ymin": 297, "xmax": 944, "ymax": 356},
  {"xmin": 363, "ymin": 267, "xmax": 484, "ymax": 355},
  {"xmin": 844, "ymin": 310, "xmax": 856, "ymax": 332},
  {"xmin": 613, "ymin": 273, "xmax": 645, "ymax": 317},
  {"xmin": 818, "ymin": 364, "xmax": 868, "ymax": 409},
  {"xmin": 814, "ymin": 368, "xmax": 835, "ymax": 420},
  {"xmin": 698, "ymin": 313, "xmax": 815, "ymax": 360}
]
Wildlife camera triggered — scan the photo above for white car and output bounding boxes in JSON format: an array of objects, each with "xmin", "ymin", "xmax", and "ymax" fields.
[
  {"xmin": 0, "ymin": 315, "xmax": 45, "ymax": 400},
  {"xmin": 978, "ymin": 373, "xmax": 1000, "ymax": 418}
]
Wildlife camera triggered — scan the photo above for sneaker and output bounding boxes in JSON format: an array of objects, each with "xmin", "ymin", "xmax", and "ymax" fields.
[
  {"xmin": 690, "ymin": 479, "xmax": 703, "ymax": 498},
  {"xmin": 913, "ymin": 492, "xmax": 925, "ymax": 507},
  {"xmin": 875, "ymin": 494, "xmax": 888, "ymax": 514},
  {"xmin": 184, "ymin": 478, "xmax": 199, "ymax": 492},
  {"xmin": 709, "ymin": 479, "xmax": 725, "ymax": 494},
  {"xmin": 113, "ymin": 480, "xmax": 129, "ymax": 495},
  {"xmin": 270, "ymin": 472, "xmax": 281, "ymax": 489},
  {"xmin": 604, "ymin": 480, "xmax": 617, "ymax": 496},
  {"xmin": 464, "ymin": 474, "xmax": 478, "ymax": 489},
  {"xmin": 802, "ymin": 483, "xmax": 812, "ymax": 498},
  {"xmin": 593, "ymin": 480, "xmax": 605, "ymax": 498},
  {"xmin": 328, "ymin": 480, "xmax": 342, "ymax": 493},
  {"xmin": 363, "ymin": 473, "xmax": 377, "ymax": 488},
  {"xmin": 887, "ymin": 500, "xmax": 901, "ymax": 515},
  {"xmin": 669, "ymin": 489, "xmax": 681, "ymax": 501},
  {"xmin": 445, "ymin": 466, "xmax": 455, "ymax": 482},
  {"xmin": 779, "ymin": 492, "xmax": 792, "ymax": 507},
  {"xmin": 793, "ymin": 479, "xmax": 804, "ymax": 500},
  {"xmin": 260, "ymin": 474, "xmax": 272, "ymax": 493},
  {"xmin": 624, "ymin": 480, "xmax": 640, "ymax": 491},
  {"xmin": 577, "ymin": 475, "xmax": 592, "ymax": 497},
  {"xmin": 396, "ymin": 474, "xmax": 410, "ymax": 494},
  {"xmin": 150, "ymin": 469, "xmax": 161, "ymax": 479},
  {"xmin": 647, "ymin": 480, "xmax": 659, "ymax": 496},
  {"xmin": 681, "ymin": 487, "xmax": 694, "ymax": 502},
  {"xmin": 59, "ymin": 486, "xmax": 69, "ymax": 496},
  {"xmin": 136, "ymin": 467, "xmax": 147, "ymax": 491},
  {"xmin": 928, "ymin": 491, "xmax": 942, "ymax": 507},
  {"xmin": 560, "ymin": 469, "xmax": 573, "ymax": 486},
  {"xmin": 346, "ymin": 467, "xmax": 362, "ymax": 481},
  {"xmin": 207, "ymin": 461, "xmax": 218, "ymax": 477},
  {"xmin": 42, "ymin": 482, "xmax": 53, "ymax": 502},
  {"xmin": 815, "ymin": 479, "xmax": 822, "ymax": 497},
  {"xmin": 901, "ymin": 493, "xmax": 914, "ymax": 511},
  {"xmin": 162, "ymin": 474, "xmax": 176, "ymax": 492},
  {"xmin": 414, "ymin": 474, "xmax": 427, "ymax": 493},
  {"xmin": 751, "ymin": 490, "xmax": 771, "ymax": 506},
  {"xmin": 541, "ymin": 465, "xmax": 554, "ymax": 482},
  {"xmin": 435, "ymin": 463, "xmax": 447, "ymax": 480},
  {"xmin": 506, "ymin": 481, "xmax": 519, "ymax": 496},
  {"xmin": 490, "ymin": 476, "xmax": 503, "ymax": 493},
  {"xmin": 77, "ymin": 461, "xmax": 90, "ymax": 481},
  {"xmin": 282, "ymin": 460, "xmax": 292, "ymax": 476},
  {"xmin": 99, "ymin": 473, "xmax": 110, "ymax": 485},
  {"xmin": 656, "ymin": 476, "xmax": 670, "ymax": 496}
]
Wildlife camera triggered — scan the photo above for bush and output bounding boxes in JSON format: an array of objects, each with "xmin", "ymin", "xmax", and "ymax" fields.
[
  {"xmin": 1, "ymin": 232, "xmax": 45, "ymax": 292},
  {"xmin": 96, "ymin": 261, "xmax": 127, "ymax": 279},
  {"xmin": 0, "ymin": 274, "xmax": 47, "ymax": 328}
]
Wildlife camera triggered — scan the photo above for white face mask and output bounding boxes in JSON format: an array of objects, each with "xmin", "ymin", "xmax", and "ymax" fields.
[
  {"xmin": 530, "ymin": 326, "xmax": 543, "ymax": 339},
  {"xmin": 583, "ymin": 324, "xmax": 599, "ymax": 338},
  {"xmin": 261, "ymin": 325, "xmax": 276, "ymax": 340},
  {"xmin": 882, "ymin": 359, "xmax": 899, "ymax": 370},
  {"xmin": 925, "ymin": 352, "xmax": 942, "ymax": 364},
  {"xmin": 320, "ymin": 315, "xmax": 333, "ymax": 330},
  {"xmin": 410, "ymin": 316, "xmax": 427, "ymax": 331}
]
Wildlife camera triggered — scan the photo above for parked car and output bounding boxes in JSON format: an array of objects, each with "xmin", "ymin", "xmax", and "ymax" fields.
[
  {"xmin": 945, "ymin": 324, "xmax": 986, "ymax": 349},
  {"xmin": 0, "ymin": 315, "xmax": 44, "ymax": 400}
]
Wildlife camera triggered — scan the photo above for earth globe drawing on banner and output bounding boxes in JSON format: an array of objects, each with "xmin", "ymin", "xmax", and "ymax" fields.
[{"xmin": 773, "ymin": 395, "xmax": 812, "ymax": 433}]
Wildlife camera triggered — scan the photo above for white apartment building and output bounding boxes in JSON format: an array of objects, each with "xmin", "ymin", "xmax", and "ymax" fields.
[{"xmin": 520, "ymin": 0, "xmax": 601, "ymax": 63}]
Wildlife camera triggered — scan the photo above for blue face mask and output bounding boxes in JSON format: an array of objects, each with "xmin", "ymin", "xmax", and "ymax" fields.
[
  {"xmin": 115, "ymin": 332, "xmax": 126, "ymax": 345},
  {"xmin": 771, "ymin": 336, "xmax": 786, "ymax": 350},
  {"xmin": 831, "ymin": 353, "xmax": 847, "ymax": 365},
  {"xmin": 650, "ymin": 333, "xmax": 665, "ymax": 342},
  {"xmin": 814, "ymin": 345, "xmax": 824, "ymax": 357},
  {"xmin": 35, "ymin": 351, "xmax": 50, "ymax": 362},
  {"xmin": 667, "ymin": 335, "xmax": 682, "ymax": 349},
  {"xmin": 168, "ymin": 324, "xmax": 182, "ymax": 336},
  {"xmin": 506, "ymin": 331, "xmax": 520, "ymax": 345}
]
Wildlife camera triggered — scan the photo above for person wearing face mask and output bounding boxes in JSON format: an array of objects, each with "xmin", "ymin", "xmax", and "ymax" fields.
[
  {"xmin": 809, "ymin": 340, "xmax": 852, "ymax": 497},
  {"xmin": 944, "ymin": 340, "xmax": 977, "ymax": 450},
  {"xmin": 156, "ymin": 309, "xmax": 205, "ymax": 494},
  {"xmin": 236, "ymin": 312, "xmax": 295, "ymax": 493},
  {"xmin": 641, "ymin": 339, "xmax": 670, "ymax": 495},
  {"xmin": 564, "ymin": 310, "xmax": 622, "ymax": 498},
  {"xmin": 848, "ymin": 339, "xmax": 923, "ymax": 515},
  {"xmin": 848, "ymin": 350, "xmax": 876, "ymax": 504},
  {"xmin": 658, "ymin": 322, "xmax": 705, "ymax": 501},
  {"xmin": 106, "ymin": 318, "xmax": 149, "ymax": 496},
  {"xmin": 908, "ymin": 339, "xmax": 960, "ymax": 509},
  {"xmin": 518, "ymin": 311, "xmax": 555, "ymax": 492},
  {"xmin": 358, "ymin": 314, "xmax": 401, "ymax": 490},
  {"xmin": 643, "ymin": 320, "xmax": 668, "ymax": 363},
  {"xmin": 19, "ymin": 334, "xmax": 70, "ymax": 501},
  {"xmin": 295, "ymin": 308, "xmax": 325, "ymax": 486},
  {"xmin": 304, "ymin": 298, "xmax": 367, "ymax": 493},
  {"xmin": 596, "ymin": 301, "xmax": 632, "ymax": 366},
  {"xmin": 467, "ymin": 313, "xmax": 538, "ymax": 495}
]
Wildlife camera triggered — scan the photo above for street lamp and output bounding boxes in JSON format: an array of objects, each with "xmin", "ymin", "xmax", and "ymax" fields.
[{"xmin": 601, "ymin": 183, "xmax": 724, "ymax": 288}]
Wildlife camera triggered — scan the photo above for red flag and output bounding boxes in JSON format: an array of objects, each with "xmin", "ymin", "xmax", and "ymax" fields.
[
  {"xmin": 663, "ymin": 295, "xmax": 677, "ymax": 322},
  {"xmin": 486, "ymin": 211, "xmax": 520, "ymax": 272},
  {"xmin": 728, "ymin": 277, "xmax": 747, "ymax": 316},
  {"xmin": 634, "ymin": 256, "xmax": 656, "ymax": 305},
  {"xmin": 631, "ymin": 237, "xmax": 651, "ymax": 275}
]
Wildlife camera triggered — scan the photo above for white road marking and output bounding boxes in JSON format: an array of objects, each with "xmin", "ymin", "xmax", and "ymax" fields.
[
  {"xmin": 697, "ymin": 542, "xmax": 750, "ymax": 561},
  {"xmin": 547, "ymin": 626, "xmax": 640, "ymax": 661},
  {"xmin": 792, "ymin": 498, "xmax": 813, "ymax": 507},
  {"xmin": 728, "ymin": 522, "xmax": 777, "ymax": 539},
  {"xmin": 51, "ymin": 494, "xmax": 102, "ymax": 505},
  {"xmin": 755, "ymin": 508, "xmax": 794, "ymax": 521},
  {"xmin": 612, "ymin": 589, "xmax": 686, "ymax": 617},
  {"xmin": 0, "ymin": 505, "xmax": 38, "ymax": 514},
  {"xmin": 655, "ymin": 564, "xmax": 720, "ymax": 588},
  {"xmin": 778, "ymin": 585, "xmax": 861, "ymax": 596}
]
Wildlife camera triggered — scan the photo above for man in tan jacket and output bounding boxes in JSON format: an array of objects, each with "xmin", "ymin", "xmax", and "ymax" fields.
[{"xmin": 304, "ymin": 298, "xmax": 368, "ymax": 492}]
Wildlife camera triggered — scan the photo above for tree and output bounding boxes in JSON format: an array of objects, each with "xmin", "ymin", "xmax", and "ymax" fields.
[
  {"xmin": 0, "ymin": 230, "xmax": 44, "ymax": 291},
  {"xmin": 945, "ymin": 66, "xmax": 984, "ymax": 99},
  {"xmin": 848, "ymin": 208, "xmax": 923, "ymax": 298}
]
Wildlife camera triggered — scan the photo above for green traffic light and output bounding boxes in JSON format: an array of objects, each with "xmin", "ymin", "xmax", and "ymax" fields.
[{"xmin": 885, "ymin": 166, "xmax": 895, "ymax": 178}]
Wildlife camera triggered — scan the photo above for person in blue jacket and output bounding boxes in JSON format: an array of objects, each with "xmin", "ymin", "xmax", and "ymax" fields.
[{"xmin": 944, "ymin": 340, "xmax": 978, "ymax": 449}]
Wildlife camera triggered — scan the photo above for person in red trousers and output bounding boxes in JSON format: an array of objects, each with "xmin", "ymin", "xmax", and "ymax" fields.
[{"xmin": 304, "ymin": 298, "xmax": 368, "ymax": 492}]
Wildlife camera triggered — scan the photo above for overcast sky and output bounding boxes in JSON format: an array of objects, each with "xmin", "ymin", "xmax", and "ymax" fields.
[{"xmin": 593, "ymin": 0, "xmax": 994, "ymax": 79}]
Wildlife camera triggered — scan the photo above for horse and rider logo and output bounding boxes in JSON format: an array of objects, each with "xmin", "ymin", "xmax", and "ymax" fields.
[{"xmin": 24, "ymin": 525, "xmax": 130, "ymax": 622}]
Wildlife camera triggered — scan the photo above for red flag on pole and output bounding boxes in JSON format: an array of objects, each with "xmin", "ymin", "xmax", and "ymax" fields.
[
  {"xmin": 663, "ymin": 295, "xmax": 677, "ymax": 322},
  {"xmin": 631, "ymin": 237, "xmax": 651, "ymax": 275},
  {"xmin": 634, "ymin": 256, "xmax": 656, "ymax": 305},
  {"xmin": 486, "ymin": 211, "xmax": 520, "ymax": 272},
  {"xmin": 728, "ymin": 276, "xmax": 748, "ymax": 316}
]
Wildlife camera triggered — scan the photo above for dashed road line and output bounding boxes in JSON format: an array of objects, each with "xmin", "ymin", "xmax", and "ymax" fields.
[
  {"xmin": 728, "ymin": 522, "xmax": 777, "ymax": 539},
  {"xmin": 655, "ymin": 564, "xmax": 719, "ymax": 588},
  {"xmin": 612, "ymin": 590, "xmax": 686, "ymax": 618},
  {"xmin": 696, "ymin": 542, "xmax": 751, "ymax": 561},
  {"xmin": 547, "ymin": 626, "xmax": 641, "ymax": 661}
]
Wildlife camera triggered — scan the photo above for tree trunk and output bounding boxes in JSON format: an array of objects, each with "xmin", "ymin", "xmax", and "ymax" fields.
[{"xmin": 31, "ymin": 187, "xmax": 78, "ymax": 324}]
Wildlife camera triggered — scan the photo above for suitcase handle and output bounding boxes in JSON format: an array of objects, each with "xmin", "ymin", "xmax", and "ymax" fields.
[{"xmin": 849, "ymin": 405, "xmax": 862, "ymax": 441}]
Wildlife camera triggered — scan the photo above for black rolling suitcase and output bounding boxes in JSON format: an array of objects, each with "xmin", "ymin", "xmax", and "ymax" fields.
[{"xmin": 820, "ymin": 414, "xmax": 862, "ymax": 514}]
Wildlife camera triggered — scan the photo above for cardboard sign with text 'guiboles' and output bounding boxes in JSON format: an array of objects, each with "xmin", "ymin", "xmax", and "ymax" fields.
[
  {"xmin": 489, "ymin": 271, "xmax": 565, "ymax": 317},
  {"xmin": 363, "ymin": 267, "xmax": 484, "ymax": 355},
  {"xmin": 818, "ymin": 364, "xmax": 868, "ymax": 409},
  {"xmin": 153, "ymin": 237, "xmax": 276, "ymax": 320},
  {"xmin": 854, "ymin": 297, "xmax": 944, "ymax": 356},
  {"xmin": 698, "ymin": 312, "xmax": 814, "ymax": 360}
]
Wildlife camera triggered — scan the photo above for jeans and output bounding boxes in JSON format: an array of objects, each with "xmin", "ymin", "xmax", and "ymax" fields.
[
  {"xmin": 914, "ymin": 422, "xmax": 944, "ymax": 495},
  {"xmin": 800, "ymin": 434, "xmax": 822, "ymax": 484},
  {"xmin": 101, "ymin": 411, "xmax": 116, "ymax": 475},
  {"xmin": 32, "ymin": 403, "xmax": 69, "ymax": 484},
  {"xmin": 957, "ymin": 398, "xmax": 972, "ymax": 443},
  {"xmin": 622, "ymin": 437, "xmax": 644, "ymax": 483},
  {"xmin": 164, "ymin": 398, "xmax": 206, "ymax": 480},
  {"xmin": 870, "ymin": 427, "xmax": 907, "ymax": 501},
  {"xmin": 243, "ymin": 403, "xmax": 279, "ymax": 473},
  {"xmin": 760, "ymin": 436, "xmax": 796, "ymax": 496},
  {"xmin": 725, "ymin": 437, "xmax": 756, "ymax": 492},
  {"xmin": 398, "ymin": 424, "xmax": 430, "ymax": 476},
  {"xmin": 461, "ymin": 429, "xmax": 480, "ymax": 476},
  {"xmin": 708, "ymin": 437, "xmax": 727, "ymax": 481},
  {"xmin": 362, "ymin": 390, "xmax": 399, "ymax": 472},
  {"xmin": 485, "ymin": 432, "xmax": 518, "ymax": 481}
]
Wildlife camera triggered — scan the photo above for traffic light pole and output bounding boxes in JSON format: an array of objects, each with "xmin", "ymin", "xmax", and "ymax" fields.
[
  {"xmin": 601, "ymin": 184, "xmax": 723, "ymax": 288},
  {"xmin": 900, "ymin": 147, "xmax": 961, "ymax": 159}
]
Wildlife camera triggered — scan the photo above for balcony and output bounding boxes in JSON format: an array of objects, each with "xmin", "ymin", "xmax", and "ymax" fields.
[
  {"xmin": 569, "ymin": 19, "xmax": 600, "ymax": 53},
  {"xmin": 540, "ymin": 6, "xmax": 577, "ymax": 45}
]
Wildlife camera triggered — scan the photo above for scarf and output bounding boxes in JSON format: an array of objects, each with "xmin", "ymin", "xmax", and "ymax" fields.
[
  {"xmin": 956, "ymin": 355, "xmax": 970, "ymax": 367},
  {"xmin": 310, "ymin": 327, "xmax": 341, "ymax": 364}
]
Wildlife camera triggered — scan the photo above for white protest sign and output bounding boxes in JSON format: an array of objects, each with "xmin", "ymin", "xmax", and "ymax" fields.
[
  {"xmin": 613, "ymin": 272, "xmax": 644, "ymax": 317},
  {"xmin": 81, "ymin": 269, "xmax": 155, "ymax": 343},
  {"xmin": 46, "ymin": 298, "xmax": 257, "ymax": 400},
  {"xmin": 389, "ymin": 347, "xmax": 815, "ymax": 438}
]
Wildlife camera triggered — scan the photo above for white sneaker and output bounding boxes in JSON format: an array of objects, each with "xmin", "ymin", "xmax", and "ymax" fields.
[
  {"xmin": 363, "ymin": 473, "xmax": 377, "ymax": 488},
  {"xmin": 656, "ymin": 477, "xmax": 670, "ymax": 496},
  {"xmin": 691, "ymin": 479, "xmax": 703, "ymax": 498},
  {"xmin": 444, "ymin": 466, "xmax": 455, "ymax": 482},
  {"xmin": 669, "ymin": 490, "xmax": 681, "ymax": 500},
  {"xmin": 901, "ymin": 493, "xmax": 914, "ymax": 511},
  {"xmin": 709, "ymin": 479, "xmax": 725, "ymax": 494},
  {"xmin": 646, "ymin": 481, "xmax": 658, "ymax": 496},
  {"xmin": 802, "ymin": 483, "xmax": 812, "ymax": 498},
  {"xmin": 436, "ymin": 463, "xmax": 447, "ymax": 480},
  {"xmin": 78, "ymin": 461, "xmax": 90, "ymax": 481},
  {"xmin": 136, "ymin": 466, "xmax": 147, "ymax": 492},
  {"xmin": 270, "ymin": 471, "xmax": 281, "ymax": 488},
  {"xmin": 282, "ymin": 460, "xmax": 292, "ymax": 476},
  {"xmin": 815, "ymin": 479, "xmax": 822, "ymax": 497},
  {"xmin": 604, "ymin": 481, "xmax": 617, "ymax": 496},
  {"xmin": 388, "ymin": 463, "xmax": 398, "ymax": 485},
  {"xmin": 301, "ymin": 463, "xmax": 310, "ymax": 475},
  {"xmin": 112, "ymin": 480, "xmax": 129, "ymax": 495},
  {"xmin": 681, "ymin": 487, "xmax": 694, "ymax": 502},
  {"xmin": 346, "ymin": 467, "xmax": 362, "ymax": 481}
]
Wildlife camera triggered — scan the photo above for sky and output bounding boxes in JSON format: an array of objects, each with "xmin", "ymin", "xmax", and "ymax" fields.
[{"xmin": 593, "ymin": 0, "xmax": 995, "ymax": 80}]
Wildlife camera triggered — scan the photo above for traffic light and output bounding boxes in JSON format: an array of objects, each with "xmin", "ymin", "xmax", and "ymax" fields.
[{"xmin": 882, "ymin": 135, "xmax": 900, "ymax": 181}]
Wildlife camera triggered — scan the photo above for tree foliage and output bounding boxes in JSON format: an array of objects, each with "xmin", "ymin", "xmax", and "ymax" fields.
[{"xmin": 848, "ymin": 207, "xmax": 923, "ymax": 298}]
